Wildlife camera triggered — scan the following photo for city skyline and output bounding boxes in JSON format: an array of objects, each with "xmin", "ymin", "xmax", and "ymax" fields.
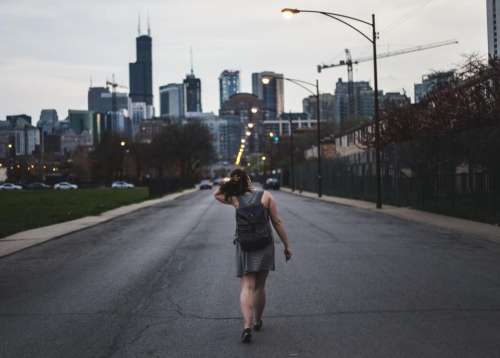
[{"xmin": 0, "ymin": 0, "xmax": 487, "ymax": 120}]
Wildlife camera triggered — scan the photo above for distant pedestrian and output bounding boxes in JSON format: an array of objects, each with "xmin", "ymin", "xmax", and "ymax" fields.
[{"xmin": 214, "ymin": 168, "xmax": 292, "ymax": 343}]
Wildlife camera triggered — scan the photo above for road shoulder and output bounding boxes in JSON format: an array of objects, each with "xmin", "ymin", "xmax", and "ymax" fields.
[{"xmin": 281, "ymin": 188, "xmax": 500, "ymax": 244}]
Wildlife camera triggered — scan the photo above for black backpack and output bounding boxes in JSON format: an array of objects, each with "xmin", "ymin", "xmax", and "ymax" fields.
[{"xmin": 236, "ymin": 192, "xmax": 273, "ymax": 251}]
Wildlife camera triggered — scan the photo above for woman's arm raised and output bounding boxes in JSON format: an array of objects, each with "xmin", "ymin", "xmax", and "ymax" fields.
[{"xmin": 214, "ymin": 189, "xmax": 237, "ymax": 206}]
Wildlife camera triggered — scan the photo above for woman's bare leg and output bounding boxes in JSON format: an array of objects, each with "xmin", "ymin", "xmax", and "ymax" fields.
[
  {"xmin": 254, "ymin": 271, "xmax": 268, "ymax": 323},
  {"xmin": 240, "ymin": 274, "xmax": 256, "ymax": 329}
]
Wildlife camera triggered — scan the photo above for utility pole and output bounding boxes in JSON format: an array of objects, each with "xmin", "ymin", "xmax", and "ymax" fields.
[
  {"xmin": 289, "ymin": 112, "xmax": 295, "ymax": 192},
  {"xmin": 372, "ymin": 14, "xmax": 382, "ymax": 209},
  {"xmin": 316, "ymin": 79, "xmax": 322, "ymax": 198}
]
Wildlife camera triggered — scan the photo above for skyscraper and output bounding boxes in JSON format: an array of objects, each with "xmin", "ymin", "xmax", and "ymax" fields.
[
  {"xmin": 303, "ymin": 93, "xmax": 336, "ymax": 122},
  {"xmin": 219, "ymin": 70, "xmax": 240, "ymax": 108},
  {"xmin": 487, "ymin": 0, "xmax": 499, "ymax": 60},
  {"xmin": 414, "ymin": 71, "xmax": 455, "ymax": 103},
  {"xmin": 334, "ymin": 79, "xmax": 382, "ymax": 124},
  {"xmin": 88, "ymin": 87, "xmax": 128, "ymax": 113},
  {"xmin": 88, "ymin": 87, "xmax": 109, "ymax": 112},
  {"xmin": 251, "ymin": 71, "xmax": 284, "ymax": 121},
  {"xmin": 184, "ymin": 71, "xmax": 202, "ymax": 113},
  {"xmin": 37, "ymin": 109, "xmax": 59, "ymax": 135},
  {"xmin": 159, "ymin": 83, "xmax": 185, "ymax": 118},
  {"xmin": 129, "ymin": 18, "xmax": 153, "ymax": 120}
]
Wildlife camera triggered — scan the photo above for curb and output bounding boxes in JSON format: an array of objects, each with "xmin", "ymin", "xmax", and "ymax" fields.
[
  {"xmin": 0, "ymin": 188, "xmax": 198, "ymax": 259},
  {"xmin": 281, "ymin": 187, "xmax": 500, "ymax": 244}
]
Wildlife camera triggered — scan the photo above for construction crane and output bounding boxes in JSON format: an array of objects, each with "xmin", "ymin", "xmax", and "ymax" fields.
[
  {"xmin": 317, "ymin": 39, "xmax": 459, "ymax": 74},
  {"xmin": 106, "ymin": 74, "xmax": 128, "ymax": 113},
  {"xmin": 317, "ymin": 39, "xmax": 459, "ymax": 120}
]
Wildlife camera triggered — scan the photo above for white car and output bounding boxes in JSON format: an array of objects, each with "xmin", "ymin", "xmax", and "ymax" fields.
[
  {"xmin": 54, "ymin": 181, "xmax": 78, "ymax": 190},
  {"xmin": 0, "ymin": 183, "xmax": 23, "ymax": 190},
  {"xmin": 199, "ymin": 180, "xmax": 213, "ymax": 190},
  {"xmin": 111, "ymin": 181, "xmax": 135, "ymax": 189}
]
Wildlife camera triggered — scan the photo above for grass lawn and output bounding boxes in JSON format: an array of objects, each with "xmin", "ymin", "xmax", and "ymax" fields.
[{"xmin": 0, "ymin": 187, "xmax": 149, "ymax": 238}]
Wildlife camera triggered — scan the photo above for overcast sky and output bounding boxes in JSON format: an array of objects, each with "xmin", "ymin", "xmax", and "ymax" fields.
[{"xmin": 0, "ymin": 0, "xmax": 487, "ymax": 122}]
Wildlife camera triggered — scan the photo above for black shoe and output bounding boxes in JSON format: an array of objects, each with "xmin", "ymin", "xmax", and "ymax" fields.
[
  {"xmin": 253, "ymin": 320, "xmax": 263, "ymax": 332},
  {"xmin": 241, "ymin": 328, "xmax": 252, "ymax": 343}
]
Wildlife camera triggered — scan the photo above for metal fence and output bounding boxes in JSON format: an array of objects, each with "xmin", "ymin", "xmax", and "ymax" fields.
[{"xmin": 286, "ymin": 126, "xmax": 500, "ymax": 224}]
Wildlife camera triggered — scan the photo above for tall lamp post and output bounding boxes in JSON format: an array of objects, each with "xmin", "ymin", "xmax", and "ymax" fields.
[
  {"xmin": 282, "ymin": 7, "xmax": 382, "ymax": 208},
  {"xmin": 262, "ymin": 76, "xmax": 322, "ymax": 197},
  {"xmin": 288, "ymin": 112, "xmax": 295, "ymax": 192}
]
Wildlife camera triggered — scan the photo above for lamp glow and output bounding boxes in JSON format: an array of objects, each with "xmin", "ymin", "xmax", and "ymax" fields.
[
  {"xmin": 248, "ymin": 123, "xmax": 254, "ymax": 129},
  {"xmin": 281, "ymin": 8, "xmax": 300, "ymax": 19},
  {"xmin": 261, "ymin": 77, "xmax": 271, "ymax": 85}
]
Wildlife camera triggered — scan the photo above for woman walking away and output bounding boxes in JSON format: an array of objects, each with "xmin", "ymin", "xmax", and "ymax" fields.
[{"xmin": 214, "ymin": 169, "xmax": 292, "ymax": 343}]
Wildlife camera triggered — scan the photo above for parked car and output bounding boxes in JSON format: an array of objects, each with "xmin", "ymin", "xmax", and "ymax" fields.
[
  {"xmin": 212, "ymin": 177, "xmax": 223, "ymax": 186},
  {"xmin": 0, "ymin": 182, "xmax": 23, "ymax": 190},
  {"xmin": 54, "ymin": 181, "xmax": 78, "ymax": 190},
  {"xmin": 26, "ymin": 182, "xmax": 50, "ymax": 190},
  {"xmin": 263, "ymin": 178, "xmax": 280, "ymax": 190},
  {"xmin": 199, "ymin": 180, "xmax": 213, "ymax": 190},
  {"xmin": 111, "ymin": 181, "xmax": 135, "ymax": 189}
]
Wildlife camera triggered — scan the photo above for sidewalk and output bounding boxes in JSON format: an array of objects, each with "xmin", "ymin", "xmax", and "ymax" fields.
[
  {"xmin": 0, "ymin": 188, "xmax": 197, "ymax": 258},
  {"xmin": 282, "ymin": 188, "xmax": 500, "ymax": 244}
]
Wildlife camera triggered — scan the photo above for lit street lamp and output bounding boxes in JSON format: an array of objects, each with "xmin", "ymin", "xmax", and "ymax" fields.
[{"xmin": 281, "ymin": 7, "xmax": 382, "ymax": 208}]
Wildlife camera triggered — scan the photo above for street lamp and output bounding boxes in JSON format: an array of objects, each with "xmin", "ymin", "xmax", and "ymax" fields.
[
  {"xmin": 262, "ymin": 75, "xmax": 323, "ymax": 197},
  {"xmin": 281, "ymin": 7, "xmax": 382, "ymax": 208}
]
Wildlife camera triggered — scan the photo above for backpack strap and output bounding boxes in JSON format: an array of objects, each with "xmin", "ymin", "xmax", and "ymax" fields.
[{"xmin": 255, "ymin": 190, "xmax": 264, "ymax": 205}]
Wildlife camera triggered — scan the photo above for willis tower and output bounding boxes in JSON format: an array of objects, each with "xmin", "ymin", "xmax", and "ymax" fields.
[{"xmin": 129, "ymin": 16, "xmax": 153, "ymax": 120}]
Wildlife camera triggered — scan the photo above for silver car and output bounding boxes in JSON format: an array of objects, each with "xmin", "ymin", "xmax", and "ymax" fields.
[
  {"xmin": 0, "ymin": 183, "xmax": 23, "ymax": 190},
  {"xmin": 111, "ymin": 181, "xmax": 135, "ymax": 189},
  {"xmin": 54, "ymin": 182, "xmax": 78, "ymax": 190}
]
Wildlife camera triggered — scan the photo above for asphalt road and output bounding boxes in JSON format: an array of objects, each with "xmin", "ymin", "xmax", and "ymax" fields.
[{"xmin": 1, "ymin": 189, "xmax": 500, "ymax": 358}]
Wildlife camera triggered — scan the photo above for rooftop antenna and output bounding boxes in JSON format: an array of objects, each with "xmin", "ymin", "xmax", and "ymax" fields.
[
  {"xmin": 147, "ymin": 11, "xmax": 151, "ymax": 36},
  {"xmin": 190, "ymin": 46, "xmax": 194, "ymax": 75},
  {"xmin": 138, "ymin": 12, "xmax": 141, "ymax": 36}
]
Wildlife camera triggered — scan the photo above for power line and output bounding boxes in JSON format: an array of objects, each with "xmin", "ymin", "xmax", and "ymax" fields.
[{"xmin": 381, "ymin": 0, "xmax": 440, "ymax": 34}]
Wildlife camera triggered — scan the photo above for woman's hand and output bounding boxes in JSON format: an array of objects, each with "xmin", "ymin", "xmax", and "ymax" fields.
[{"xmin": 284, "ymin": 246, "xmax": 292, "ymax": 261}]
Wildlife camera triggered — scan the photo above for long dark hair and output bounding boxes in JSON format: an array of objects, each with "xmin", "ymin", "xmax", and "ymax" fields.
[{"xmin": 219, "ymin": 168, "xmax": 252, "ymax": 200}]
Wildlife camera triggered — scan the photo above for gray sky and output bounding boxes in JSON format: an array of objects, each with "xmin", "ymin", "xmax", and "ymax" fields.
[{"xmin": 0, "ymin": 0, "xmax": 487, "ymax": 122}]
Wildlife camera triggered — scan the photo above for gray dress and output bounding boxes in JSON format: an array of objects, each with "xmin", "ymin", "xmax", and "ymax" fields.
[{"xmin": 235, "ymin": 190, "xmax": 275, "ymax": 278}]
